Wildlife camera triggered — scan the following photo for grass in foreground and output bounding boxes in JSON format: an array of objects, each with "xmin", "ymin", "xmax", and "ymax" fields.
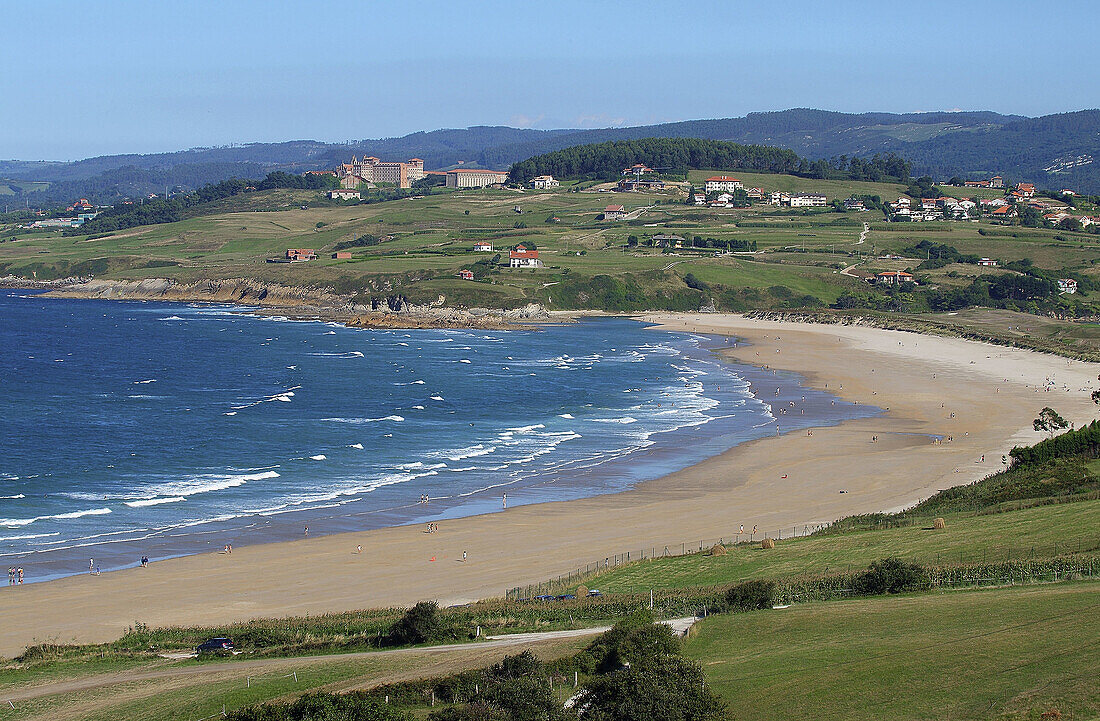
[
  {"xmin": 685, "ymin": 580, "xmax": 1100, "ymax": 720},
  {"xmin": 576, "ymin": 498, "xmax": 1100, "ymax": 594}
]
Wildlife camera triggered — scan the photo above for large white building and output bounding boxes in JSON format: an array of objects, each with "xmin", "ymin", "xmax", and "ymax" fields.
[
  {"xmin": 788, "ymin": 193, "xmax": 827, "ymax": 207},
  {"xmin": 530, "ymin": 175, "xmax": 559, "ymax": 189},
  {"xmin": 704, "ymin": 176, "xmax": 744, "ymax": 194},
  {"xmin": 336, "ymin": 156, "xmax": 424, "ymax": 189},
  {"xmin": 509, "ymin": 245, "xmax": 542, "ymax": 268},
  {"xmin": 446, "ymin": 169, "xmax": 509, "ymax": 188}
]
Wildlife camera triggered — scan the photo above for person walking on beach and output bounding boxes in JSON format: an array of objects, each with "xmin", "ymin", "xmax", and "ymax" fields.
[
  {"xmin": 502, "ymin": 493, "xmax": 507, "ymax": 508},
  {"xmin": 356, "ymin": 544, "xmax": 362, "ymax": 554},
  {"xmin": 462, "ymin": 550, "xmax": 467, "ymax": 563},
  {"xmin": 17, "ymin": 567, "xmax": 23, "ymax": 584},
  {"xmin": 89, "ymin": 559, "xmax": 94, "ymax": 575},
  {"xmin": 740, "ymin": 524, "xmax": 744, "ymax": 535}
]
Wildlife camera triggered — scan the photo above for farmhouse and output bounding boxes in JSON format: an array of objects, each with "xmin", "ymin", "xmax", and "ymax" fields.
[
  {"xmin": 603, "ymin": 204, "xmax": 627, "ymax": 220},
  {"xmin": 459, "ymin": 269, "xmax": 475, "ymax": 280},
  {"xmin": 530, "ymin": 175, "xmax": 559, "ymax": 189},
  {"xmin": 472, "ymin": 241, "xmax": 494, "ymax": 252},
  {"xmin": 843, "ymin": 198, "xmax": 866, "ymax": 211},
  {"xmin": 622, "ymin": 163, "xmax": 655, "ymax": 177},
  {"xmin": 875, "ymin": 271, "xmax": 915, "ymax": 285},
  {"xmin": 1058, "ymin": 278, "xmax": 1078, "ymax": 294},
  {"xmin": 978, "ymin": 258, "xmax": 998, "ymax": 267},
  {"xmin": 446, "ymin": 169, "xmax": 509, "ymax": 188},
  {"xmin": 286, "ymin": 249, "xmax": 316, "ymax": 262},
  {"xmin": 332, "ymin": 251, "xmax": 352, "ymax": 259},
  {"xmin": 704, "ymin": 176, "xmax": 743, "ymax": 193},
  {"xmin": 328, "ymin": 189, "xmax": 360, "ymax": 200},
  {"xmin": 1015, "ymin": 182, "xmax": 1036, "ymax": 198},
  {"xmin": 508, "ymin": 245, "xmax": 542, "ymax": 268}
]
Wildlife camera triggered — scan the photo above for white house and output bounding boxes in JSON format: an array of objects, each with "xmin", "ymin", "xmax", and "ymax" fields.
[
  {"xmin": 876, "ymin": 271, "xmax": 915, "ymax": 285},
  {"xmin": 978, "ymin": 258, "xmax": 998, "ymax": 267},
  {"xmin": 328, "ymin": 189, "xmax": 360, "ymax": 200},
  {"xmin": 704, "ymin": 176, "xmax": 743, "ymax": 194},
  {"xmin": 530, "ymin": 175, "xmax": 559, "ymax": 189},
  {"xmin": 788, "ymin": 193, "xmax": 827, "ymax": 207},
  {"xmin": 603, "ymin": 204, "xmax": 627, "ymax": 220},
  {"xmin": 473, "ymin": 241, "xmax": 494, "ymax": 252},
  {"xmin": 509, "ymin": 245, "xmax": 542, "ymax": 268},
  {"xmin": 1058, "ymin": 278, "xmax": 1078, "ymax": 294}
]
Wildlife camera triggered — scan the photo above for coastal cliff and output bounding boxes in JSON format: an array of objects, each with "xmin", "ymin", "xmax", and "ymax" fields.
[{"xmin": 3, "ymin": 275, "xmax": 551, "ymax": 330}]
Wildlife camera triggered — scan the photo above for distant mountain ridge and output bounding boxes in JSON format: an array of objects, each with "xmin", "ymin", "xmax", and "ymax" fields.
[{"xmin": 4, "ymin": 108, "xmax": 1100, "ymax": 204}]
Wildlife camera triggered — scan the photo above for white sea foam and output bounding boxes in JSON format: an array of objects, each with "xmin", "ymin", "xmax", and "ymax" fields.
[
  {"xmin": 126, "ymin": 497, "xmax": 186, "ymax": 508},
  {"xmin": 1, "ymin": 507, "xmax": 113, "ymax": 528},
  {"xmin": 459, "ymin": 359, "xmax": 472, "ymax": 364},
  {"xmin": 589, "ymin": 416, "xmax": 638, "ymax": 424},
  {"xmin": 349, "ymin": 443, "xmax": 364, "ymax": 449},
  {"xmin": 133, "ymin": 379, "xmax": 157, "ymax": 384},
  {"xmin": 430, "ymin": 395, "xmax": 444, "ymax": 401},
  {"xmin": 322, "ymin": 415, "xmax": 404, "ymax": 424},
  {"xmin": 224, "ymin": 411, "xmax": 237, "ymax": 416},
  {"xmin": 0, "ymin": 494, "xmax": 26, "ymax": 500},
  {"xmin": 310, "ymin": 454, "xmax": 327, "ymax": 461},
  {"xmin": 0, "ymin": 531, "xmax": 61, "ymax": 541},
  {"xmin": 558, "ymin": 413, "xmax": 575, "ymax": 419}
]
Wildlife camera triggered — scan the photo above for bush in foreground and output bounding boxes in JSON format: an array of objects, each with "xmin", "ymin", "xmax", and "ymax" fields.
[
  {"xmin": 853, "ymin": 557, "xmax": 926, "ymax": 595},
  {"xmin": 724, "ymin": 579, "xmax": 775, "ymax": 612}
]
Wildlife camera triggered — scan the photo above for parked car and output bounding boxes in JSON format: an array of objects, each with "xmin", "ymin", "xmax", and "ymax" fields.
[
  {"xmin": 196, "ymin": 637, "xmax": 234, "ymax": 654},
  {"xmin": 586, "ymin": 589, "xmax": 602, "ymax": 597},
  {"xmin": 556, "ymin": 594, "xmax": 577, "ymax": 600},
  {"xmin": 533, "ymin": 594, "xmax": 556, "ymax": 601}
]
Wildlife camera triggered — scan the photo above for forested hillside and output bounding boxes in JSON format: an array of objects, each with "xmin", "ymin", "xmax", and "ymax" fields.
[{"xmin": 6, "ymin": 108, "xmax": 1099, "ymax": 205}]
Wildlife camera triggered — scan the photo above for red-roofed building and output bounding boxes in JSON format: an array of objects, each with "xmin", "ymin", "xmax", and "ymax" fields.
[
  {"xmin": 704, "ymin": 176, "xmax": 744, "ymax": 193},
  {"xmin": 508, "ymin": 245, "xmax": 542, "ymax": 268},
  {"xmin": 603, "ymin": 204, "xmax": 627, "ymax": 220},
  {"xmin": 622, "ymin": 163, "xmax": 655, "ymax": 177},
  {"xmin": 1015, "ymin": 182, "xmax": 1036, "ymax": 198},
  {"xmin": 459, "ymin": 269, "xmax": 475, "ymax": 280},
  {"xmin": 286, "ymin": 249, "xmax": 316, "ymax": 261},
  {"xmin": 875, "ymin": 271, "xmax": 915, "ymax": 285}
]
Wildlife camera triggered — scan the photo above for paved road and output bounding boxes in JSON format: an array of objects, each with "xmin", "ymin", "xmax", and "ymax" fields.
[{"xmin": 6, "ymin": 618, "xmax": 696, "ymax": 703}]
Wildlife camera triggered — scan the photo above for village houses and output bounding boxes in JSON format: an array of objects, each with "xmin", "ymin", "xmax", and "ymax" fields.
[{"xmin": 603, "ymin": 204, "xmax": 627, "ymax": 220}]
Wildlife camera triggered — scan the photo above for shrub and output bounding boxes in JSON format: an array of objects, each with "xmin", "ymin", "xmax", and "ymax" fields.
[
  {"xmin": 388, "ymin": 601, "xmax": 442, "ymax": 646},
  {"xmin": 853, "ymin": 558, "xmax": 926, "ymax": 595},
  {"xmin": 724, "ymin": 579, "xmax": 775, "ymax": 612}
]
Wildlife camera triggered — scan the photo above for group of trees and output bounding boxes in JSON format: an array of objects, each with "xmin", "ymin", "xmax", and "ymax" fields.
[
  {"xmin": 508, "ymin": 138, "xmax": 804, "ymax": 184},
  {"xmin": 509, "ymin": 138, "xmax": 913, "ymax": 186}
]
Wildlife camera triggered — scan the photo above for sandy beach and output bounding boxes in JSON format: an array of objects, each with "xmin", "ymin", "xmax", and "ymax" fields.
[{"xmin": 2, "ymin": 314, "xmax": 1098, "ymax": 658}]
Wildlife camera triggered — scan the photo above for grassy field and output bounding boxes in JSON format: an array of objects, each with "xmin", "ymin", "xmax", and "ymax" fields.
[
  {"xmin": 2, "ymin": 173, "xmax": 1098, "ymax": 343},
  {"xmin": 0, "ymin": 636, "xmax": 589, "ymax": 721},
  {"xmin": 685, "ymin": 580, "xmax": 1100, "ymax": 720},
  {"xmin": 572, "ymin": 499, "xmax": 1100, "ymax": 594}
]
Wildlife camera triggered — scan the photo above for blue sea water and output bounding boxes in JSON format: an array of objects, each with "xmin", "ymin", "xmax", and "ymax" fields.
[{"xmin": 0, "ymin": 290, "xmax": 877, "ymax": 581}]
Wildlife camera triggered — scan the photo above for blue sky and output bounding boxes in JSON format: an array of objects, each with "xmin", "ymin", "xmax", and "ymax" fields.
[{"xmin": 1, "ymin": 0, "xmax": 1097, "ymax": 160}]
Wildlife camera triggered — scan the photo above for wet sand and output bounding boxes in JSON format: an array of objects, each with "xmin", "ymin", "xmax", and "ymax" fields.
[{"xmin": 2, "ymin": 314, "xmax": 1097, "ymax": 658}]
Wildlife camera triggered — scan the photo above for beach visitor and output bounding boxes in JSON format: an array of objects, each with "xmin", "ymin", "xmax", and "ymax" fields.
[
  {"xmin": 462, "ymin": 550, "xmax": 467, "ymax": 563},
  {"xmin": 740, "ymin": 524, "xmax": 744, "ymax": 535},
  {"xmin": 502, "ymin": 493, "xmax": 507, "ymax": 508},
  {"xmin": 304, "ymin": 526, "xmax": 309, "ymax": 536},
  {"xmin": 357, "ymin": 544, "xmax": 362, "ymax": 554},
  {"xmin": 89, "ymin": 559, "xmax": 94, "ymax": 575},
  {"xmin": 17, "ymin": 568, "xmax": 23, "ymax": 584}
]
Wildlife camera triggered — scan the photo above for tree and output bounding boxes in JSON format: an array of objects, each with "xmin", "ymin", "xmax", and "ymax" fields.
[
  {"xmin": 1034, "ymin": 407, "xmax": 1069, "ymax": 438},
  {"xmin": 578, "ymin": 654, "xmax": 726, "ymax": 721},
  {"xmin": 1092, "ymin": 389, "xmax": 1100, "ymax": 406},
  {"xmin": 388, "ymin": 601, "xmax": 442, "ymax": 646}
]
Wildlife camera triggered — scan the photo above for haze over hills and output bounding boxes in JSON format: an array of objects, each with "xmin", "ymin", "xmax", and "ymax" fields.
[{"xmin": 3, "ymin": 108, "xmax": 1099, "ymax": 205}]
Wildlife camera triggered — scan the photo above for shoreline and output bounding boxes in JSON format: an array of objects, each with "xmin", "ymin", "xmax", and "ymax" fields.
[
  {"xmin": 2, "ymin": 313, "xmax": 1098, "ymax": 658},
  {"xmin": 2, "ymin": 317, "xmax": 868, "ymax": 584}
]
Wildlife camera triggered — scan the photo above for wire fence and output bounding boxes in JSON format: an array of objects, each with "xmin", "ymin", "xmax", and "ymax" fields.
[
  {"xmin": 505, "ymin": 520, "xmax": 1100, "ymax": 600},
  {"xmin": 506, "ymin": 522, "xmax": 834, "ymax": 600}
]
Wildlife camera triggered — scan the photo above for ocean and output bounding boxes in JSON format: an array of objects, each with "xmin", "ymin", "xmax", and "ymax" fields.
[{"xmin": 0, "ymin": 290, "xmax": 877, "ymax": 581}]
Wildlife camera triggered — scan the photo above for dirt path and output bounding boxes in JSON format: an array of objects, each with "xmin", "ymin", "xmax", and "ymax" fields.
[{"xmin": 6, "ymin": 619, "xmax": 696, "ymax": 704}]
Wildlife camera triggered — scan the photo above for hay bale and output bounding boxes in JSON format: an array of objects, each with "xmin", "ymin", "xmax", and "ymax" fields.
[
  {"xmin": 576, "ymin": 585, "xmax": 588, "ymax": 598},
  {"xmin": 933, "ymin": 517, "xmax": 946, "ymax": 530},
  {"xmin": 709, "ymin": 544, "xmax": 727, "ymax": 557},
  {"xmin": 760, "ymin": 538, "xmax": 775, "ymax": 550}
]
